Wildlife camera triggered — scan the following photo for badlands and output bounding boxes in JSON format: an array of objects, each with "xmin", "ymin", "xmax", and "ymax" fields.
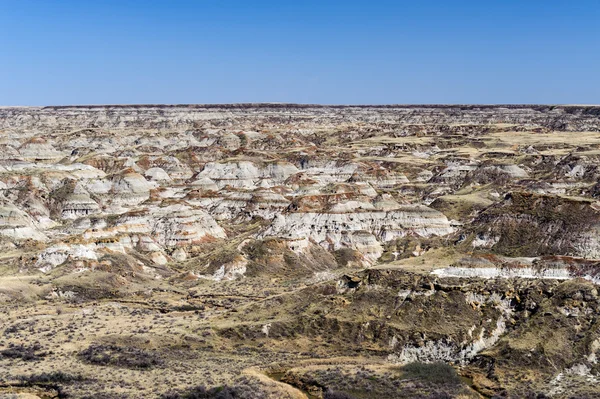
[{"xmin": 1, "ymin": 104, "xmax": 600, "ymax": 398}]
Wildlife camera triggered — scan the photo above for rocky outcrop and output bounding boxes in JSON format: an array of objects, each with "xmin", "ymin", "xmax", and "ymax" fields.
[
  {"xmin": 196, "ymin": 161, "xmax": 299, "ymax": 189},
  {"xmin": 0, "ymin": 202, "xmax": 47, "ymax": 241},
  {"xmin": 83, "ymin": 203, "xmax": 226, "ymax": 248},
  {"xmin": 468, "ymin": 192, "xmax": 600, "ymax": 258},
  {"xmin": 262, "ymin": 205, "xmax": 453, "ymax": 262}
]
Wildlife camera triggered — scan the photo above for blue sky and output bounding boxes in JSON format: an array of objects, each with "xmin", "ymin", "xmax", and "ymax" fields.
[{"xmin": 0, "ymin": 0, "xmax": 598, "ymax": 105}]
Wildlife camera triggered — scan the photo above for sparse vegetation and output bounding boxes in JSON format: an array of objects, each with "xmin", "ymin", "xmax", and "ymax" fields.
[
  {"xmin": 18, "ymin": 371, "xmax": 85, "ymax": 384},
  {"xmin": 0, "ymin": 344, "xmax": 46, "ymax": 361},
  {"xmin": 161, "ymin": 379, "xmax": 265, "ymax": 399},
  {"xmin": 324, "ymin": 390, "xmax": 358, "ymax": 399},
  {"xmin": 79, "ymin": 344, "xmax": 163, "ymax": 369},
  {"xmin": 400, "ymin": 362, "xmax": 461, "ymax": 385}
]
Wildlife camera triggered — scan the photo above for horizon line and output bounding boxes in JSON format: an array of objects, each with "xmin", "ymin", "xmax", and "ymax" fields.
[{"xmin": 1, "ymin": 103, "xmax": 599, "ymax": 109}]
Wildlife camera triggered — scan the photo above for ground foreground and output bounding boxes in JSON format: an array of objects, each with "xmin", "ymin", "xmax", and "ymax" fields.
[{"xmin": 1, "ymin": 104, "xmax": 600, "ymax": 398}]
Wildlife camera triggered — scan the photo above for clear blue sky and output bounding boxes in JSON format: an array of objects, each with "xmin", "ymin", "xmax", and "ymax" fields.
[{"xmin": 0, "ymin": 0, "xmax": 598, "ymax": 105}]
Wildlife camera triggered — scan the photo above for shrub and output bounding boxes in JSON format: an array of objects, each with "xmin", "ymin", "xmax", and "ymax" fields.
[
  {"xmin": 162, "ymin": 383, "xmax": 262, "ymax": 399},
  {"xmin": 428, "ymin": 392, "xmax": 453, "ymax": 399},
  {"xmin": 0, "ymin": 344, "xmax": 45, "ymax": 361},
  {"xmin": 81, "ymin": 394, "xmax": 129, "ymax": 399},
  {"xmin": 79, "ymin": 344, "xmax": 162, "ymax": 369},
  {"xmin": 401, "ymin": 362, "xmax": 460, "ymax": 385},
  {"xmin": 324, "ymin": 390, "xmax": 358, "ymax": 399},
  {"xmin": 162, "ymin": 385, "xmax": 235, "ymax": 399},
  {"xmin": 19, "ymin": 371, "xmax": 84, "ymax": 384}
]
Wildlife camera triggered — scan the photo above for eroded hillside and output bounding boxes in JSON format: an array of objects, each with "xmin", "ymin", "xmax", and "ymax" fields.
[{"xmin": 1, "ymin": 104, "xmax": 600, "ymax": 398}]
